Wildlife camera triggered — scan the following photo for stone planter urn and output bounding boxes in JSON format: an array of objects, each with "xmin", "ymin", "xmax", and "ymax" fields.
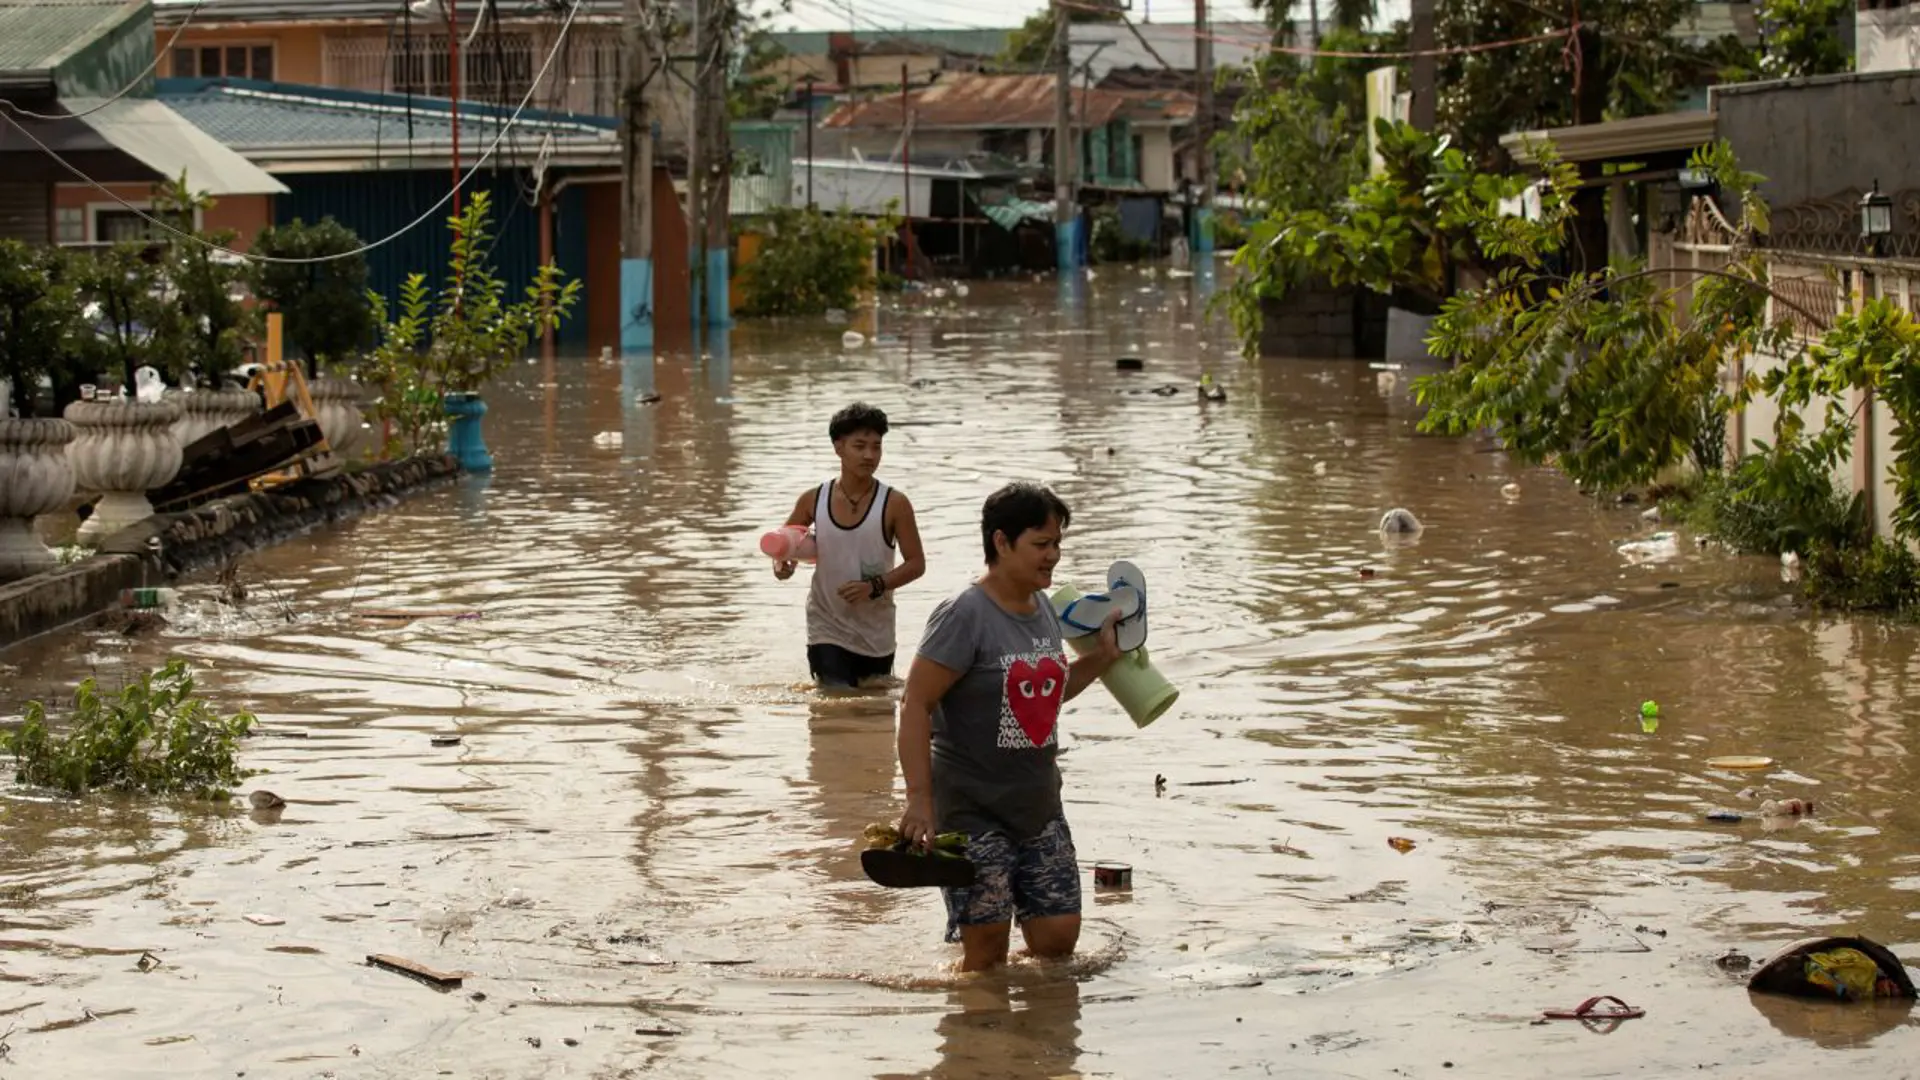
[
  {"xmin": 0, "ymin": 417, "xmax": 77, "ymax": 582},
  {"xmin": 309, "ymin": 374, "xmax": 371, "ymax": 464},
  {"xmin": 65, "ymin": 399, "xmax": 183, "ymax": 545},
  {"xmin": 166, "ymin": 386, "xmax": 263, "ymax": 449},
  {"xmin": 444, "ymin": 391, "xmax": 493, "ymax": 473}
]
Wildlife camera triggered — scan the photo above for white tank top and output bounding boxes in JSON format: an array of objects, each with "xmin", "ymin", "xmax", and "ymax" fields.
[{"xmin": 806, "ymin": 479, "xmax": 898, "ymax": 656}]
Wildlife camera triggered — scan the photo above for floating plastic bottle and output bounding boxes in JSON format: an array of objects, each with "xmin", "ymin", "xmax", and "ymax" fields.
[{"xmin": 120, "ymin": 587, "xmax": 178, "ymax": 609}]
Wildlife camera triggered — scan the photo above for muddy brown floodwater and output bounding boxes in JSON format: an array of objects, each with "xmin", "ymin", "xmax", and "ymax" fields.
[{"xmin": 3, "ymin": 271, "xmax": 1920, "ymax": 1079}]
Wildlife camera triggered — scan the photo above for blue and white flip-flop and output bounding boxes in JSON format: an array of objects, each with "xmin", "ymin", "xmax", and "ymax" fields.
[
  {"xmin": 1055, "ymin": 584, "xmax": 1142, "ymax": 639},
  {"xmin": 1107, "ymin": 560, "xmax": 1148, "ymax": 653}
]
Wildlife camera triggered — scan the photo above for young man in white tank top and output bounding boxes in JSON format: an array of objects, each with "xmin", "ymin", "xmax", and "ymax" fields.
[{"xmin": 773, "ymin": 403, "xmax": 926, "ymax": 686}]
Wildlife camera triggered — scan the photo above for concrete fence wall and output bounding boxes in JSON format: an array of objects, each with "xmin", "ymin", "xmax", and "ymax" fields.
[{"xmin": 1257, "ymin": 280, "xmax": 1387, "ymax": 360}]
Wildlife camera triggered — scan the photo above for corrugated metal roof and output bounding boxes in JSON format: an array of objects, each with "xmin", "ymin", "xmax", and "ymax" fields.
[
  {"xmin": 155, "ymin": 76, "xmax": 617, "ymax": 151},
  {"xmin": 0, "ymin": 0, "xmax": 139, "ymax": 75},
  {"xmin": 824, "ymin": 73, "xmax": 1130, "ymax": 131},
  {"xmin": 1118, "ymin": 89, "xmax": 1196, "ymax": 124},
  {"xmin": 152, "ymin": 0, "xmax": 659, "ymax": 24}
]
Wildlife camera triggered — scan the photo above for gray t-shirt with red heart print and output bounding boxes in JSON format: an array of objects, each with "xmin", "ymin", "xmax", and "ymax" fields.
[{"xmin": 919, "ymin": 583, "xmax": 1072, "ymax": 843}]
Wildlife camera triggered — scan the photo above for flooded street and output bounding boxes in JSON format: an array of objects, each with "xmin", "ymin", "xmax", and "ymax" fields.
[{"xmin": 4, "ymin": 272, "xmax": 1920, "ymax": 1078}]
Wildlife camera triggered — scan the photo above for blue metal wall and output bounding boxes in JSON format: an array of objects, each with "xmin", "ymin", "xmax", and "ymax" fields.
[{"xmin": 274, "ymin": 168, "xmax": 593, "ymax": 351}]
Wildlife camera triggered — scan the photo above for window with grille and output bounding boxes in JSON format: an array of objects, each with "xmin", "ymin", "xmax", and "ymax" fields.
[
  {"xmin": 95, "ymin": 210, "xmax": 161, "ymax": 244},
  {"xmin": 54, "ymin": 208, "xmax": 83, "ymax": 245},
  {"xmin": 390, "ymin": 34, "xmax": 535, "ymax": 102},
  {"xmin": 173, "ymin": 44, "xmax": 275, "ymax": 80}
]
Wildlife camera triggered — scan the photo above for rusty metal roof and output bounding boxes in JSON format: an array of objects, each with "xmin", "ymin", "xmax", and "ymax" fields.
[
  {"xmin": 823, "ymin": 73, "xmax": 1131, "ymax": 131},
  {"xmin": 1118, "ymin": 89, "xmax": 1196, "ymax": 125}
]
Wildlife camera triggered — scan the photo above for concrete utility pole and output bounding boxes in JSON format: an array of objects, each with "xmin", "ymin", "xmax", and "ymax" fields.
[
  {"xmin": 703, "ymin": 1, "xmax": 731, "ymax": 328},
  {"xmin": 1052, "ymin": 0, "xmax": 1077, "ymax": 270},
  {"xmin": 1193, "ymin": 0, "xmax": 1213, "ymax": 254},
  {"xmin": 688, "ymin": 0, "xmax": 705, "ymax": 338},
  {"xmin": 1409, "ymin": 0, "xmax": 1435, "ymax": 130},
  {"xmin": 450, "ymin": 0, "xmax": 462, "ymax": 216},
  {"xmin": 619, "ymin": 0, "xmax": 654, "ymax": 354},
  {"xmin": 688, "ymin": 0, "xmax": 732, "ymax": 332}
]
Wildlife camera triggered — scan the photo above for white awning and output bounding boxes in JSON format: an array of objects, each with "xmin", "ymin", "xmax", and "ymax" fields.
[{"xmin": 61, "ymin": 96, "xmax": 289, "ymax": 196}]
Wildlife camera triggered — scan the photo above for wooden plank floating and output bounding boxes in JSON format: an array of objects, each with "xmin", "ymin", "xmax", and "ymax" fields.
[{"xmin": 366, "ymin": 953, "xmax": 468, "ymax": 989}]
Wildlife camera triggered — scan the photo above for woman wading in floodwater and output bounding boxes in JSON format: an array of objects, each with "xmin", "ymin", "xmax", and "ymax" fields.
[{"xmin": 895, "ymin": 483, "xmax": 1121, "ymax": 971}]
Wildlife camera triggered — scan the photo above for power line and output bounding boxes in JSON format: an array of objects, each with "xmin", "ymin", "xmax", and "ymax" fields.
[
  {"xmin": 1052, "ymin": 0, "xmax": 1572, "ymax": 60},
  {"xmin": 0, "ymin": 0, "xmax": 218, "ymax": 121},
  {"xmin": 0, "ymin": 0, "xmax": 590, "ymax": 266}
]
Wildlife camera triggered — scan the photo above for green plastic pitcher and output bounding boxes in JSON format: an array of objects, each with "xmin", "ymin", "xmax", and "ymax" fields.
[{"xmin": 1050, "ymin": 584, "xmax": 1180, "ymax": 728}]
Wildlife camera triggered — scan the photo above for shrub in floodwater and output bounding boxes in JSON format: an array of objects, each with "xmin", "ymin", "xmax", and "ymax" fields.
[
  {"xmin": 1, "ymin": 660, "xmax": 256, "ymax": 799},
  {"xmin": 737, "ymin": 206, "xmax": 895, "ymax": 318},
  {"xmin": 1801, "ymin": 537, "xmax": 1920, "ymax": 615},
  {"xmin": 1673, "ymin": 451, "xmax": 1863, "ymax": 558},
  {"xmin": 1667, "ymin": 450, "xmax": 1920, "ymax": 615}
]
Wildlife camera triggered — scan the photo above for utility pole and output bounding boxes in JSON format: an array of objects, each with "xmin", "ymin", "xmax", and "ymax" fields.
[
  {"xmin": 804, "ymin": 76, "xmax": 815, "ymax": 208},
  {"xmin": 619, "ymin": 0, "xmax": 654, "ymax": 354},
  {"xmin": 1308, "ymin": 0, "xmax": 1319, "ymax": 47},
  {"xmin": 1052, "ymin": 0, "xmax": 1076, "ymax": 271},
  {"xmin": 1409, "ymin": 0, "xmax": 1435, "ymax": 130},
  {"xmin": 450, "ymin": 0, "xmax": 462, "ymax": 215},
  {"xmin": 1193, "ymin": 0, "xmax": 1213, "ymax": 254},
  {"xmin": 900, "ymin": 61, "xmax": 912, "ymax": 277},
  {"xmin": 688, "ymin": 0, "xmax": 705, "ymax": 340},
  {"xmin": 703, "ymin": 2, "xmax": 731, "ymax": 328},
  {"xmin": 686, "ymin": 0, "xmax": 732, "ymax": 332}
]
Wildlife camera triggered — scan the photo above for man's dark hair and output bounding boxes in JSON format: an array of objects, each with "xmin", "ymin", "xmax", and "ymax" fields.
[
  {"xmin": 829, "ymin": 402, "xmax": 889, "ymax": 442},
  {"xmin": 981, "ymin": 483, "xmax": 1071, "ymax": 564}
]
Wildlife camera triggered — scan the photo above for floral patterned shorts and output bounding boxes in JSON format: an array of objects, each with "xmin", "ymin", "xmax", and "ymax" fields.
[{"xmin": 942, "ymin": 816, "xmax": 1080, "ymax": 942}]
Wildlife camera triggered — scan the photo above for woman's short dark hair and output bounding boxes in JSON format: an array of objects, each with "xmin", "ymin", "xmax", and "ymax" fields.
[
  {"xmin": 829, "ymin": 402, "xmax": 889, "ymax": 442},
  {"xmin": 982, "ymin": 483, "xmax": 1071, "ymax": 563}
]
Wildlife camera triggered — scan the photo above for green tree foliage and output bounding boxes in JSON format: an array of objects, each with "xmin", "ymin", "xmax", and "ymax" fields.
[
  {"xmin": 154, "ymin": 175, "xmax": 259, "ymax": 383},
  {"xmin": 1246, "ymin": 0, "xmax": 1379, "ymax": 37},
  {"xmin": 1226, "ymin": 120, "xmax": 1574, "ymax": 355},
  {"xmin": 731, "ymin": 21, "xmax": 791, "ymax": 120},
  {"xmin": 0, "ymin": 243, "xmax": 88, "ymax": 418},
  {"xmin": 1754, "ymin": 0, "xmax": 1853, "ymax": 78},
  {"xmin": 1434, "ymin": 0, "xmax": 1698, "ymax": 164},
  {"xmin": 253, "ymin": 218, "xmax": 376, "ymax": 377},
  {"xmin": 1416, "ymin": 141, "xmax": 1769, "ymax": 492},
  {"xmin": 74, "ymin": 242, "xmax": 190, "ymax": 390}
]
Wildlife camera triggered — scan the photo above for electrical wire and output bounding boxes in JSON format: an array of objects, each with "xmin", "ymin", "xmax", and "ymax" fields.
[
  {"xmin": 0, "ymin": 0, "xmax": 219, "ymax": 121},
  {"xmin": 0, "ymin": 0, "xmax": 591, "ymax": 266},
  {"xmin": 1054, "ymin": 0, "xmax": 1573, "ymax": 59}
]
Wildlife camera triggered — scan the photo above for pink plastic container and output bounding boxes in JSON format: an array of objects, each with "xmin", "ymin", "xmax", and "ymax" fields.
[{"xmin": 760, "ymin": 525, "xmax": 817, "ymax": 563}]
